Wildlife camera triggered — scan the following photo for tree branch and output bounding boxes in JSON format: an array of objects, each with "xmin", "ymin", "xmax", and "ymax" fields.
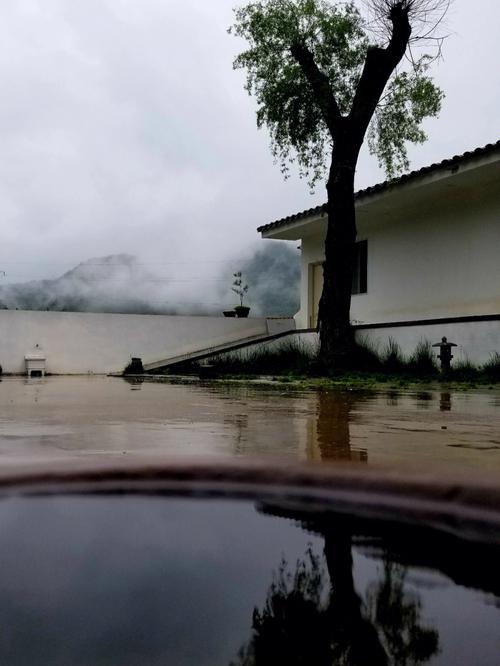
[
  {"xmin": 387, "ymin": 2, "xmax": 413, "ymax": 62},
  {"xmin": 349, "ymin": 2, "xmax": 412, "ymax": 140},
  {"xmin": 290, "ymin": 41, "xmax": 342, "ymax": 136}
]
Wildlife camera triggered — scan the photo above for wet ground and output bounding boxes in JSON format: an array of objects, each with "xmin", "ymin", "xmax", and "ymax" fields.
[
  {"xmin": 1, "ymin": 376, "xmax": 499, "ymax": 473},
  {"xmin": 1, "ymin": 376, "xmax": 500, "ymax": 664},
  {"xmin": 1, "ymin": 494, "xmax": 499, "ymax": 665}
]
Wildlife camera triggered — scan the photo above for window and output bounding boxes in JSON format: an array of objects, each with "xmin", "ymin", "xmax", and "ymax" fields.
[{"xmin": 352, "ymin": 240, "xmax": 367, "ymax": 295}]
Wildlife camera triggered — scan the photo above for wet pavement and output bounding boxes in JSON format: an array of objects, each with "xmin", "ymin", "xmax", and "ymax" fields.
[
  {"xmin": 0, "ymin": 494, "xmax": 499, "ymax": 665},
  {"xmin": 1, "ymin": 376, "xmax": 500, "ymax": 664},
  {"xmin": 0, "ymin": 376, "xmax": 499, "ymax": 473}
]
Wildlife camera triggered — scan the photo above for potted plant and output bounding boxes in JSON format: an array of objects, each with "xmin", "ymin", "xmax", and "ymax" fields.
[{"xmin": 232, "ymin": 271, "xmax": 250, "ymax": 318}]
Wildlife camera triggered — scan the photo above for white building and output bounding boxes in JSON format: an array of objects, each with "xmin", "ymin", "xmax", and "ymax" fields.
[{"xmin": 258, "ymin": 142, "xmax": 500, "ymax": 364}]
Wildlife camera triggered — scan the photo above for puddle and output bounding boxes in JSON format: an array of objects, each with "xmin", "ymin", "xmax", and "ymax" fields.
[
  {"xmin": 0, "ymin": 377, "xmax": 499, "ymax": 473},
  {"xmin": 0, "ymin": 493, "xmax": 498, "ymax": 665},
  {"xmin": 1, "ymin": 377, "xmax": 500, "ymax": 662}
]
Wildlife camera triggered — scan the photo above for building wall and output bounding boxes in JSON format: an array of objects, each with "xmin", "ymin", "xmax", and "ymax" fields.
[
  {"xmin": 222, "ymin": 318, "xmax": 499, "ymax": 365},
  {"xmin": 294, "ymin": 320, "xmax": 498, "ymax": 365},
  {"xmin": 356, "ymin": 320, "xmax": 499, "ymax": 365},
  {"xmin": 296, "ymin": 187, "xmax": 500, "ymax": 330},
  {"xmin": 0, "ymin": 311, "xmax": 275, "ymax": 375}
]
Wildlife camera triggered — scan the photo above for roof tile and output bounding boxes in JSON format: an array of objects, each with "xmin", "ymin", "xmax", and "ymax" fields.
[{"xmin": 257, "ymin": 140, "xmax": 500, "ymax": 234}]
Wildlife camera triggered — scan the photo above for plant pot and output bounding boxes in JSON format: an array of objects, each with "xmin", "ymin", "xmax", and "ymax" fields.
[
  {"xmin": 124, "ymin": 357, "xmax": 144, "ymax": 375},
  {"xmin": 223, "ymin": 310, "xmax": 237, "ymax": 318},
  {"xmin": 234, "ymin": 306, "xmax": 250, "ymax": 318}
]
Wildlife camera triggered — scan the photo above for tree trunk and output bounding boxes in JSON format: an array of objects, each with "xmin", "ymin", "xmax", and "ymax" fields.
[
  {"xmin": 324, "ymin": 528, "xmax": 388, "ymax": 665},
  {"xmin": 292, "ymin": 7, "xmax": 412, "ymax": 370},
  {"xmin": 318, "ymin": 144, "xmax": 359, "ymax": 368}
]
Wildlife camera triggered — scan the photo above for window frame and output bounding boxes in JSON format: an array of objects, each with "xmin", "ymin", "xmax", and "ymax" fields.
[{"xmin": 352, "ymin": 240, "xmax": 368, "ymax": 296}]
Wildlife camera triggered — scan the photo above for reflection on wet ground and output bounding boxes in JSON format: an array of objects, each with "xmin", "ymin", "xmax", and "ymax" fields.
[
  {"xmin": 2, "ymin": 378, "xmax": 500, "ymax": 663},
  {"xmin": 0, "ymin": 494, "xmax": 498, "ymax": 665},
  {"xmin": 0, "ymin": 376, "xmax": 500, "ymax": 471}
]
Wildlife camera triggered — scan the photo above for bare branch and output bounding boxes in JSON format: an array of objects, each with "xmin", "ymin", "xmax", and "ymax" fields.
[{"xmin": 362, "ymin": 0, "xmax": 452, "ymax": 57}]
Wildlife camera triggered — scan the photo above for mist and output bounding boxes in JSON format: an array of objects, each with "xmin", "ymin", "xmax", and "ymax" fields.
[
  {"xmin": 0, "ymin": 0, "xmax": 498, "ymax": 288},
  {"xmin": 236, "ymin": 242, "xmax": 300, "ymax": 316},
  {"xmin": 0, "ymin": 242, "xmax": 300, "ymax": 318}
]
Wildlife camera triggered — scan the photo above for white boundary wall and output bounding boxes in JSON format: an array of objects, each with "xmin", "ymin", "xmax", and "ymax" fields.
[
  {"xmin": 0, "ymin": 311, "xmax": 282, "ymax": 375},
  {"xmin": 1, "ymin": 310, "xmax": 494, "ymax": 374}
]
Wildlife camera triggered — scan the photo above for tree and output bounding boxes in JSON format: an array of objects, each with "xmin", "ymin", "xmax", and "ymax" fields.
[{"xmin": 230, "ymin": 0, "xmax": 449, "ymax": 367}]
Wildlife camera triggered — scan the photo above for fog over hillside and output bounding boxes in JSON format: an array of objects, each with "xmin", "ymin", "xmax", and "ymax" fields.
[
  {"xmin": 0, "ymin": 255, "xmax": 176, "ymax": 314},
  {"xmin": 238, "ymin": 242, "xmax": 300, "ymax": 316},
  {"xmin": 0, "ymin": 243, "xmax": 300, "ymax": 317}
]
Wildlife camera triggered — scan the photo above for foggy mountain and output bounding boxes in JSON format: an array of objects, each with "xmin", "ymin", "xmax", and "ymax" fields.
[
  {"xmin": 0, "ymin": 255, "xmax": 174, "ymax": 315},
  {"xmin": 238, "ymin": 242, "xmax": 300, "ymax": 316},
  {"xmin": 0, "ymin": 244, "xmax": 300, "ymax": 317}
]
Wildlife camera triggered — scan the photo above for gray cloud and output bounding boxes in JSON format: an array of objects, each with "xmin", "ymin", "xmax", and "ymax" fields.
[{"xmin": 0, "ymin": 0, "xmax": 498, "ymax": 290}]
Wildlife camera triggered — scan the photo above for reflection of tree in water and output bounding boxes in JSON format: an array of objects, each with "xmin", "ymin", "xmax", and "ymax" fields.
[
  {"xmin": 231, "ymin": 414, "xmax": 249, "ymax": 455},
  {"xmin": 232, "ymin": 526, "xmax": 439, "ymax": 666},
  {"xmin": 231, "ymin": 547, "xmax": 334, "ymax": 665},
  {"xmin": 366, "ymin": 561, "xmax": 440, "ymax": 665},
  {"xmin": 315, "ymin": 391, "xmax": 367, "ymax": 462},
  {"xmin": 317, "ymin": 391, "xmax": 351, "ymax": 460}
]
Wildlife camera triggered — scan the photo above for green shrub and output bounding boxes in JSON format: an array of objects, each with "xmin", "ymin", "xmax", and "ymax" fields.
[
  {"xmin": 152, "ymin": 336, "xmax": 499, "ymax": 385},
  {"xmin": 350, "ymin": 337, "xmax": 382, "ymax": 373},
  {"xmin": 447, "ymin": 357, "xmax": 478, "ymax": 382},
  {"xmin": 482, "ymin": 352, "xmax": 500, "ymax": 381},
  {"xmin": 382, "ymin": 337, "xmax": 406, "ymax": 374},
  {"xmin": 408, "ymin": 340, "xmax": 438, "ymax": 376},
  {"xmin": 209, "ymin": 338, "xmax": 317, "ymax": 376}
]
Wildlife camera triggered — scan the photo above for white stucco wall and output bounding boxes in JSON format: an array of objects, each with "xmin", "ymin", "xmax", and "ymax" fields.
[
  {"xmin": 225, "ymin": 319, "xmax": 499, "ymax": 365},
  {"xmin": 352, "ymin": 190, "xmax": 500, "ymax": 325},
  {"xmin": 356, "ymin": 321, "xmax": 499, "ymax": 366},
  {"xmin": 295, "ymin": 320, "xmax": 499, "ymax": 365},
  {"xmin": 292, "ymin": 167, "xmax": 500, "ymax": 330},
  {"xmin": 0, "ymin": 311, "xmax": 275, "ymax": 375}
]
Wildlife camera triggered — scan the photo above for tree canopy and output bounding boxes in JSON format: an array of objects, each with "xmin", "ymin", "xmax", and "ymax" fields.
[{"xmin": 230, "ymin": 0, "xmax": 445, "ymax": 185}]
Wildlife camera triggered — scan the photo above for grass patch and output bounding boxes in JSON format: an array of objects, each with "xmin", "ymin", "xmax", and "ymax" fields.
[
  {"xmin": 157, "ymin": 336, "xmax": 499, "ymax": 387},
  {"xmin": 349, "ymin": 336, "xmax": 382, "ymax": 373},
  {"xmin": 382, "ymin": 337, "xmax": 406, "ymax": 374},
  {"xmin": 200, "ymin": 339, "xmax": 316, "ymax": 377},
  {"xmin": 408, "ymin": 340, "xmax": 439, "ymax": 376},
  {"xmin": 447, "ymin": 357, "xmax": 478, "ymax": 382},
  {"xmin": 481, "ymin": 352, "xmax": 500, "ymax": 382}
]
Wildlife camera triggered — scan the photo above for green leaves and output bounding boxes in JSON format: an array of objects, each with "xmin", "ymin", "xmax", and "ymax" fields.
[
  {"xmin": 232, "ymin": 271, "xmax": 249, "ymax": 306},
  {"xmin": 231, "ymin": 0, "xmax": 367, "ymax": 188},
  {"xmin": 367, "ymin": 56, "xmax": 444, "ymax": 178},
  {"xmin": 230, "ymin": 0, "xmax": 444, "ymax": 185}
]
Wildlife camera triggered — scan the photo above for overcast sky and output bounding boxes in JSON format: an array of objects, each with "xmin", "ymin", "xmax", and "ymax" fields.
[{"xmin": 0, "ymin": 0, "xmax": 498, "ymax": 287}]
